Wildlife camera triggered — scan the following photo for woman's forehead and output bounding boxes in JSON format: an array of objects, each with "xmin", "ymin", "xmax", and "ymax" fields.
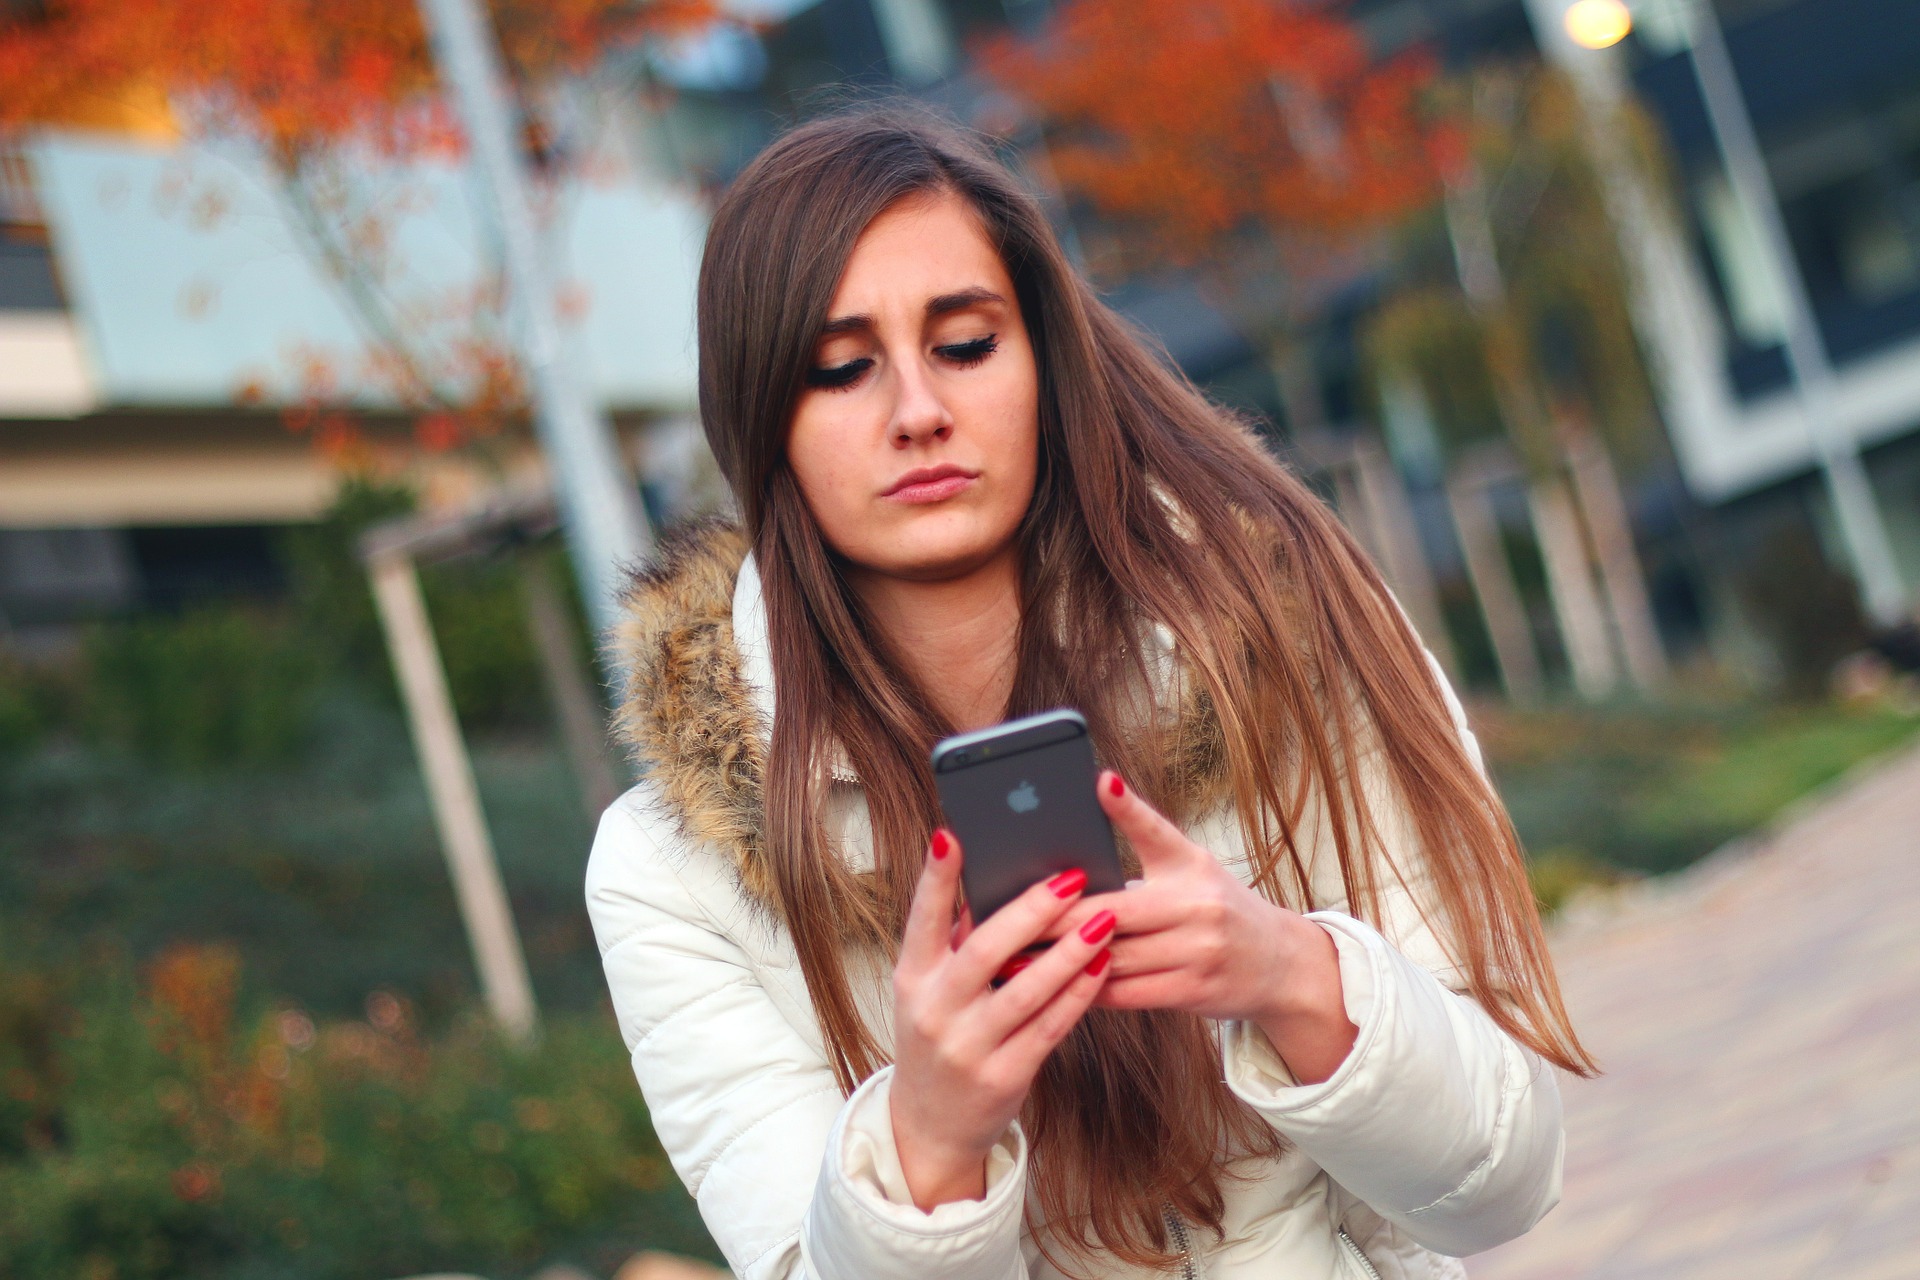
[{"xmin": 825, "ymin": 191, "xmax": 1012, "ymax": 321}]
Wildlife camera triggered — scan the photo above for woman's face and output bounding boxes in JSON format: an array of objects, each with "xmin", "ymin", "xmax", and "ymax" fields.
[{"xmin": 785, "ymin": 189, "xmax": 1040, "ymax": 584}]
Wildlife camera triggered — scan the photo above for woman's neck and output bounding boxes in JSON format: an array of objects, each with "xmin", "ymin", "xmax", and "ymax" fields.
[{"xmin": 849, "ymin": 545, "xmax": 1022, "ymax": 733}]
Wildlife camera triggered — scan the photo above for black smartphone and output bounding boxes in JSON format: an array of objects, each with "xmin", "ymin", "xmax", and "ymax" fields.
[{"xmin": 930, "ymin": 708, "xmax": 1126, "ymax": 923}]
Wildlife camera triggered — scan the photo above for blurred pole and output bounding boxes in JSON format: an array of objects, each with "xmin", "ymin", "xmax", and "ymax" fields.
[
  {"xmin": 1446, "ymin": 458, "xmax": 1546, "ymax": 701},
  {"xmin": 1443, "ymin": 156, "xmax": 1625, "ymax": 697},
  {"xmin": 1351, "ymin": 437, "xmax": 1461, "ymax": 678},
  {"xmin": 1678, "ymin": 0, "xmax": 1909, "ymax": 628},
  {"xmin": 518, "ymin": 551, "xmax": 624, "ymax": 816},
  {"xmin": 1527, "ymin": 474, "xmax": 1620, "ymax": 699},
  {"xmin": 417, "ymin": 0, "xmax": 653, "ymax": 640},
  {"xmin": 368, "ymin": 549, "xmax": 539, "ymax": 1043},
  {"xmin": 1564, "ymin": 420, "xmax": 1671, "ymax": 688}
]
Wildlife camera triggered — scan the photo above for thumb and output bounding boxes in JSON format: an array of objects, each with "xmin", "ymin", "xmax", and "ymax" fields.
[
  {"xmin": 1096, "ymin": 771, "xmax": 1195, "ymax": 878},
  {"xmin": 901, "ymin": 827, "xmax": 964, "ymax": 971}
]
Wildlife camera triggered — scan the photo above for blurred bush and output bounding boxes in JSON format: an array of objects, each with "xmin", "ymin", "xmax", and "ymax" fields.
[
  {"xmin": 277, "ymin": 477, "xmax": 418, "ymax": 698},
  {"xmin": 279, "ymin": 477, "xmax": 551, "ymax": 734},
  {"xmin": 1734, "ymin": 524, "xmax": 1873, "ymax": 697},
  {"xmin": 420, "ymin": 562, "xmax": 551, "ymax": 733},
  {"xmin": 78, "ymin": 606, "xmax": 323, "ymax": 771},
  {"xmin": 0, "ymin": 940, "xmax": 712, "ymax": 1280},
  {"xmin": 28, "ymin": 478, "xmax": 560, "ymax": 776},
  {"xmin": 1482, "ymin": 691, "xmax": 1920, "ymax": 880},
  {"xmin": 1526, "ymin": 846, "xmax": 1627, "ymax": 914},
  {"xmin": 0, "ymin": 654, "xmax": 46, "ymax": 760}
]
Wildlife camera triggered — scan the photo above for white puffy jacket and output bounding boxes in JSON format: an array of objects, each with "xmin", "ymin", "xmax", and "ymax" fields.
[{"xmin": 587, "ymin": 523, "xmax": 1563, "ymax": 1280}]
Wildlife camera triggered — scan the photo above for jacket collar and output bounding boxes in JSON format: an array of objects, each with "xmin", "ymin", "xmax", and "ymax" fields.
[
  {"xmin": 611, "ymin": 517, "xmax": 1228, "ymax": 908},
  {"xmin": 729, "ymin": 549, "xmax": 779, "ymax": 755},
  {"xmin": 730, "ymin": 550, "xmax": 859, "ymax": 784}
]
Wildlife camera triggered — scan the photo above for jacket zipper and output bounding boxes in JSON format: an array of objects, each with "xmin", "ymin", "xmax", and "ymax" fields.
[
  {"xmin": 1162, "ymin": 1209, "xmax": 1373, "ymax": 1279},
  {"xmin": 1337, "ymin": 1228, "xmax": 1383, "ymax": 1280},
  {"xmin": 1163, "ymin": 1205, "xmax": 1198, "ymax": 1280}
]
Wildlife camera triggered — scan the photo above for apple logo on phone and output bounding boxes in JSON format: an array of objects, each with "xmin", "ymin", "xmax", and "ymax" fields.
[{"xmin": 1006, "ymin": 780, "xmax": 1040, "ymax": 814}]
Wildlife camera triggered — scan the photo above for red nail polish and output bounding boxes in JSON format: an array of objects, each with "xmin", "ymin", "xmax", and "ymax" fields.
[
  {"xmin": 1085, "ymin": 950, "xmax": 1111, "ymax": 977},
  {"xmin": 1108, "ymin": 774, "xmax": 1125, "ymax": 799},
  {"xmin": 931, "ymin": 830, "xmax": 952, "ymax": 860},
  {"xmin": 996, "ymin": 954, "xmax": 1034, "ymax": 983},
  {"xmin": 1046, "ymin": 868, "xmax": 1087, "ymax": 898},
  {"xmin": 1079, "ymin": 910, "xmax": 1117, "ymax": 945}
]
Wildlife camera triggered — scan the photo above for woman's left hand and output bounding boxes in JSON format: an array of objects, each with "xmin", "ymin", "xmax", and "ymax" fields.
[{"xmin": 1061, "ymin": 770, "xmax": 1360, "ymax": 1085}]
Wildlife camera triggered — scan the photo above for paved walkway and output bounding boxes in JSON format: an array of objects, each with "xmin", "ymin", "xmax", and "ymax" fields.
[{"xmin": 1471, "ymin": 740, "xmax": 1920, "ymax": 1280}]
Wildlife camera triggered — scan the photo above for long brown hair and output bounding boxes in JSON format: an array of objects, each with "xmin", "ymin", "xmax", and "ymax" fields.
[{"xmin": 695, "ymin": 102, "xmax": 1591, "ymax": 1273}]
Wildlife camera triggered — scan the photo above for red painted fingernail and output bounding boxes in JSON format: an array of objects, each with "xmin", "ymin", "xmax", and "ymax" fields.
[
  {"xmin": 931, "ymin": 829, "xmax": 952, "ymax": 860},
  {"xmin": 996, "ymin": 954, "xmax": 1034, "ymax": 983},
  {"xmin": 1079, "ymin": 910, "xmax": 1117, "ymax": 945},
  {"xmin": 1085, "ymin": 949, "xmax": 1111, "ymax": 977},
  {"xmin": 1108, "ymin": 774, "xmax": 1125, "ymax": 798},
  {"xmin": 1046, "ymin": 868, "xmax": 1087, "ymax": 898}
]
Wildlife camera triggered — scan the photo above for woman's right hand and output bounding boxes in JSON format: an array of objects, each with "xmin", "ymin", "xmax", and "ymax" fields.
[{"xmin": 888, "ymin": 828, "xmax": 1115, "ymax": 1211}]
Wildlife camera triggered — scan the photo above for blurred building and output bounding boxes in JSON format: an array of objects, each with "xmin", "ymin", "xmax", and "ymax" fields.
[
  {"xmin": 6, "ymin": 0, "xmax": 1915, "ymax": 676},
  {"xmin": 1621, "ymin": 0, "xmax": 1920, "ymax": 591},
  {"xmin": 0, "ymin": 120, "xmax": 703, "ymax": 633}
]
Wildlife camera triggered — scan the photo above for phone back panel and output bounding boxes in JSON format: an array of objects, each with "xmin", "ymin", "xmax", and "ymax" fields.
[{"xmin": 934, "ymin": 728, "xmax": 1125, "ymax": 922}]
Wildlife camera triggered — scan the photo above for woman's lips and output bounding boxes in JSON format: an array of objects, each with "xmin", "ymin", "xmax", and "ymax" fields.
[{"xmin": 883, "ymin": 467, "xmax": 979, "ymax": 504}]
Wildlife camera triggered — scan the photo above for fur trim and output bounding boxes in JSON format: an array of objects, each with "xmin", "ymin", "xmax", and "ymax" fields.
[
  {"xmin": 610, "ymin": 517, "xmax": 778, "ymax": 907},
  {"xmin": 610, "ymin": 518, "xmax": 1232, "ymax": 909}
]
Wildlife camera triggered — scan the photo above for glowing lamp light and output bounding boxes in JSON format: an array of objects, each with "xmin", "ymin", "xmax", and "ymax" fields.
[{"xmin": 1565, "ymin": 0, "xmax": 1634, "ymax": 49}]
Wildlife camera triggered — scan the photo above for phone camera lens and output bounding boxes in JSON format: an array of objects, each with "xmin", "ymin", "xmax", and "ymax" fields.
[{"xmin": 954, "ymin": 751, "xmax": 970, "ymax": 765}]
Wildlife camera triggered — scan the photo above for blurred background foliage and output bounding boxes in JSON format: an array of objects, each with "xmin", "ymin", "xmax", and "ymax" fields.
[
  {"xmin": 1, "ymin": 0, "xmax": 1918, "ymax": 1271},
  {"xmin": 0, "ymin": 939, "xmax": 712, "ymax": 1280},
  {"xmin": 0, "ymin": 420, "xmax": 1913, "ymax": 1280},
  {"xmin": 0, "ymin": 482, "xmax": 714, "ymax": 1279},
  {"xmin": 1479, "ymin": 692, "xmax": 1920, "ymax": 907}
]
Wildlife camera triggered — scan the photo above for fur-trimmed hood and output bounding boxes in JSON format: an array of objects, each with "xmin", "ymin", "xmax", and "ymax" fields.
[
  {"xmin": 611, "ymin": 518, "xmax": 780, "ymax": 906},
  {"xmin": 609, "ymin": 517, "xmax": 1230, "ymax": 909}
]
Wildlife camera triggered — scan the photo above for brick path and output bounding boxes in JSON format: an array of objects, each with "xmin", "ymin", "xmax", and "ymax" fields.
[{"xmin": 1470, "ymin": 741, "xmax": 1920, "ymax": 1280}]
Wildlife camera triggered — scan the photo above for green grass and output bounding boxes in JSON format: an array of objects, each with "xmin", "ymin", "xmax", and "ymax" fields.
[
  {"xmin": 0, "ymin": 689, "xmax": 719, "ymax": 1279},
  {"xmin": 1478, "ymin": 692, "xmax": 1920, "ymax": 907},
  {"xmin": 0, "ymin": 688, "xmax": 608, "ymax": 1025}
]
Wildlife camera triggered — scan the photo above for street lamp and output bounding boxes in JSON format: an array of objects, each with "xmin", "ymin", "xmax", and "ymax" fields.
[
  {"xmin": 1528, "ymin": 0, "xmax": 1913, "ymax": 630},
  {"xmin": 1565, "ymin": 0, "xmax": 1633, "ymax": 50}
]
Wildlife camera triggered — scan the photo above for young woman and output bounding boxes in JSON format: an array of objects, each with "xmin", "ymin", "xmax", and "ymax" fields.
[{"xmin": 587, "ymin": 105, "xmax": 1591, "ymax": 1280}]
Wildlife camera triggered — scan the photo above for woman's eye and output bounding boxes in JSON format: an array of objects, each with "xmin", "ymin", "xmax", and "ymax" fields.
[
  {"xmin": 804, "ymin": 357, "xmax": 873, "ymax": 391},
  {"xmin": 937, "ymin": 335, "xmax": 998, "ymax": 367}
]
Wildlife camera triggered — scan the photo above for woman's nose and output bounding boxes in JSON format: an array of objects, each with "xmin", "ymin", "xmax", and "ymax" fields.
[{"xmin": 890, "ymin": 357, "xmax": 954, "ymax": 446}]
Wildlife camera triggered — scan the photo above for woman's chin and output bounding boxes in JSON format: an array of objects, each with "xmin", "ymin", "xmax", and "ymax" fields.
[{"xmin": 854, "ymin": 530, "xmax": 1017, "ymax": 586}]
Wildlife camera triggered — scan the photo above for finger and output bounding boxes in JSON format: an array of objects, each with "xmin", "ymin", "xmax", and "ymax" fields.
[
  {"xmin": 1096, "ymin": 771, "xmax": 1200, "ymax": 877},
  {"xmin": 1097, "ymin": 927, "xmax": 1205, "ymax": 979},
  {"xmin": 947, "ymin": 867, "xmax": 1087, "ymax": 992},
  {"xmin": 1091, "ymin": 970, "xmax": 1193, "ymax": 1011},
  {"xmin": 948, "ymin": 903, "xmax": 975, "ymax": 952},
  {"xmin": 977, "ymin": 907, "xmax": 1118, "ymax": 1044},
  {"xmin": 992, "ymin": 948, "xmax": 1113, "ymax": 1077},
  {"xmin": 899, "ymin": 828, "xmax": 964, "ymax": 974},
  {"xmin": 1034, "ymin": 883, "xmax": 1188, "ymax": 942}
]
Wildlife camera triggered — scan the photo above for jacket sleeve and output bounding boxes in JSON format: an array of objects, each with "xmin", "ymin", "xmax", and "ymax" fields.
[
  {"xmin": 1217, "ymin": 650, "xmax": 1565, "ymax": 1258},
  {"xmin": 585, "ymin": 788, "xmax": 1032, "ymax": 1280}
]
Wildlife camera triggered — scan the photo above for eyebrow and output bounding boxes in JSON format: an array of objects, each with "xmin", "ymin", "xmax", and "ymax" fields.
[{"xmin": 819, "ymin": 287, "xmax": 1007, "ymax": 337}]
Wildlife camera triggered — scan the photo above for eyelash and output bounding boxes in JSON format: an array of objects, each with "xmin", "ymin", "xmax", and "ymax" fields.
[{"xmin": 804, "ymin": 335, "xmax": 999, "ymax": 392}]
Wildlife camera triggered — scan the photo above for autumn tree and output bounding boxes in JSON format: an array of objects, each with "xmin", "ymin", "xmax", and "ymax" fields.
[
  {"xmin": 1366, "ymin": 65, "xmax": 1674, "ymax": 698},
  {"xmin": 0, "ymin": 0, "xmax": 712, "ymax": 463},
  {"xmin": 987, "ymin": 4, "xmax": 1673, "ymax": 699},
  {"xmin": 980, "ymin": 0, "xmax": 1441, "ymax": 432}
]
